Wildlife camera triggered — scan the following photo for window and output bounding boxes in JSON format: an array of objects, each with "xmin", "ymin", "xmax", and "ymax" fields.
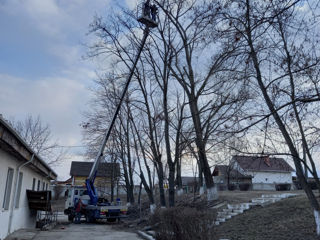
[
  {"xmin": 2, "ymin": 168, "xmax": 14, "ymax": 210},
  {"xmin": 37, "ymin": 180, "xmax": 40, "ymax": 191},
  {"xmin": 15, "ymin": 172, "xmax": 23, "ymax": 208},
  {"xmin": 32, "ymin": 178, "xmax": 36, "ymax": 190},
  {"xmin": 42, "ymin": 182, "xmax": 45, "ymax": 191},
  {"xmin": 45, "ymin": 183, "xmax": 48, "ymax": 191}
]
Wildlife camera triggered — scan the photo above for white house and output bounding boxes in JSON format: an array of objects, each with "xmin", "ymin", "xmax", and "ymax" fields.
[
  {"xmin": 0, "ymin": 116, "xmax": 57, "ymax": 240},
  {"xmin": 232, "ymin": 155, "xmax": 294, "ymax": 190}
]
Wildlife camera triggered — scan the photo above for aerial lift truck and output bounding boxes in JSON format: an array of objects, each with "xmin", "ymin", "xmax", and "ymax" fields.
[{"xmin": 64, "ymin": 1, "xmax": 158, "ymax": 223}]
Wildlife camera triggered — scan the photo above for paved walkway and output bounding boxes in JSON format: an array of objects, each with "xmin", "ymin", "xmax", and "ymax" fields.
[{"xmin": 6, "ymin": 223, "xmax": 142, "ymax": 240}]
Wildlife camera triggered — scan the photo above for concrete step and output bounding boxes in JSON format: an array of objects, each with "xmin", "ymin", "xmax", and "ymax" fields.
[
  {"xmin": 240, "ymin": 203, "xmax": 251, "ymax": 210},
  {"xmin": 263, "ymin": 194, "xmax": 282, "ymax": 198},
  {"xmin": 233, "ymin": 209, "xmax": 244, "ymax": 214},
  {"xmin": 227, "ymin": 203, "xmax": 250, "ymax": 211},
  {"xmin": 218, "ymin": 212, "xmax": 229, "ymax": 217},
  {"xmin": 147, "ymin": 231, "xmax": 156, "ymax": 237},
  {"xmin": 223, "ymin": 208, "xmax": 232, "ymax": 213},
  {"xmin": 216, "ymin": 217, "xmax": 226, "ymax": 222},
  {"xmin": 230, "ymin": 212, "xmax": 239, "ymax": 216},
  {"xmin": 137, "ymin": 230, "xmax": 155, "ymax": 240}
]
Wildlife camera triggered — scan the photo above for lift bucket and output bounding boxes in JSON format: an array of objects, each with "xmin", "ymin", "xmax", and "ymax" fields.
[{"xmin": 137, "ymin": 0, "xmax": 158, "ymax": 28}]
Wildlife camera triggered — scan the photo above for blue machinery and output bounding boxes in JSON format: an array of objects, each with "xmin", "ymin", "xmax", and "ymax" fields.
[{"xmin": 85, "ymin": 1, "xmax": 159, "ymax": 209}]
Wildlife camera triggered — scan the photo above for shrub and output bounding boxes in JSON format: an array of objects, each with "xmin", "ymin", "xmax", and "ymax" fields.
[
  {"xmin": 308, "ymin": 181, "xmax": 317, "ymax": 190},
  {"xmin": 228, "ymin": 184, "xmax": 236, "ymax": 191},
  {"xmin": 293, "ymin": 180, "xmax": 318, "ymax": 190},
  {"xmin": 239, "ymin": 183, "xmax": 251, "ymax": 191},
  {"xmin": 218, "ymin": 185, "xmax": 227, "ymax": 191},
  {"xmin": 275, "ymin": 184, "xmax": 291, "ymax": 191},
  {"xmin": 151, "ymin": 207, "xmax": 217, "ymax": 240}
]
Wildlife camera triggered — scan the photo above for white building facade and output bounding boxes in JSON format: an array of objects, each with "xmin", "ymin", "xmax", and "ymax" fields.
[
  {"xmin": 232, "ymin": 155, "xmax": 294, "ymax": 190},
  {"xmin": 0, "ymin": 116, "xmax": 57, "ymax": 240},
  {"xmin": 245, "ymin": 171, "xmax": 292, "ymax": 190}
]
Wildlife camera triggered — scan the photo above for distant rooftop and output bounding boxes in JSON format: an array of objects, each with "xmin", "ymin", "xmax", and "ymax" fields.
[
  {"xmin": 212, "ymin": 165, "xmax": 252, "ymax": 179},
  {"xmin": 233, "ymin": 155, "xmax": 294, "ymax": 173}
]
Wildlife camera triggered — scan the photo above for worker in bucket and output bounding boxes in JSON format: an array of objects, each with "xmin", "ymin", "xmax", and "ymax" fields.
[
  {"xmin": 150, "ymin": 4, "xmax": 158, "ymax": 21},
  {"xmin": 144, "ymin": 0, "xmax": 151, "ymax": 18},
  {"xmin": 74, "ymin": 198, "xmax": 82, "ymax": 224}
]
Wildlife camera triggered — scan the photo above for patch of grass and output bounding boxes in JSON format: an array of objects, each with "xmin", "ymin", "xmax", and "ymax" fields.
[{"xmin": 216, "ymin": 196, "xmax": 319, "ymax": 240}]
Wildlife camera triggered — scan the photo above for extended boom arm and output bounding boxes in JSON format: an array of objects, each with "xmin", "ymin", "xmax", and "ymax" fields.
[{"xmin": 86, "ymin": 27, "xmax": 151, "ymax": 205}]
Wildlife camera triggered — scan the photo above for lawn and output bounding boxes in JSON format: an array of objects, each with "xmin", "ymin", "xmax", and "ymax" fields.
[{"xmin": 216, "ymin": 195, "xmax": 319, "ymax": 240}]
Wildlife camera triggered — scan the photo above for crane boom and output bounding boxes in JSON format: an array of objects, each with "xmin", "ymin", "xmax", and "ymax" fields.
[{"xmin": 86, "ymin": 27, "xmax": 151, "ymax": 205}]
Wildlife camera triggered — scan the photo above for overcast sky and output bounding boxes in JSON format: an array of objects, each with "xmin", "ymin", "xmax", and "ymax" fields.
[{"xmin": 0, "ymin": 0, "xmax": 138, "ymax": 179}]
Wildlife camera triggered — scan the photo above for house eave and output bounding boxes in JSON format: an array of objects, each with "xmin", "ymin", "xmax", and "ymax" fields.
[
  {"xmin": 245, "ymin": 170, "xmax": 294, "ymax": 173},
  {"xmin": 0, "ymin": 116, "xmax": 57, "ymax": 180}
]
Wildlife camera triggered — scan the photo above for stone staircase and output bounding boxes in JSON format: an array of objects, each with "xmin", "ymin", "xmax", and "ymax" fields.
[{"xmin": 215, "ymin": 193, "xmax": 297, "ymax": 225}]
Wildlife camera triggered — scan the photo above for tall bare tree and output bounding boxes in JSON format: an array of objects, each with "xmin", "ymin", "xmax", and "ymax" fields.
[
  {"xmin": 218, "ymin": 0, "xmax": 320, "ymax": 234},
  {"xmin": 156, "ymin": 0, "xmax": 248, "ymax": 200},
  {"xmin": 10, "ymin": 115, "xmax": 64, "ymax": 166}
]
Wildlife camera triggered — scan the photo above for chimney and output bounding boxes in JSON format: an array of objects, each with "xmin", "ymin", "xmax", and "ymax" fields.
[{"xmin": 264, "ymin": 156, "xmax": 271, "ymax": 167}]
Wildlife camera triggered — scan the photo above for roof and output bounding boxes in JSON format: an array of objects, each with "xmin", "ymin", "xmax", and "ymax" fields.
[
  {"xmin": 181, "ymin": 176, "xmax": 199, "ymax": 185},
  {"xmin": 70, "ymin": 161, "xmax": 120, "ymax": 178},
  {"xmin": 51, "ymin": 177, "xmax": 72, "ymax": 185},
  {"xmin": 0, "ymin": 115, "xmax": 57, "ymax": 179},
  {"xmin": 233, "ymin": 155, "xmax": 294, "ymax": 173},
  {"xmin": 212, "ymin": 165, "xmax": 252, "ymax": 179}
]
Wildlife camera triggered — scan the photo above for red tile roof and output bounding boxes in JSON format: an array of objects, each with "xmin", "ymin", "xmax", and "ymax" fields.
[{"xmin": 233, "ymin": 155, "xmax": 294, "ymax": 172}]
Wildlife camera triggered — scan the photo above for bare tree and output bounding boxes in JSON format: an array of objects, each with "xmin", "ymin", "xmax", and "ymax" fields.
[
  {"xmin": 218, "ymin": 0, "xmax": 320, "ymax": 234},
  {"xmin": 10, "ymin": 115, "xmax": 64, "ymax": 166},
  {"xmin": 156, "ymin": 0, "xmax": 248, "ymax": 200}
]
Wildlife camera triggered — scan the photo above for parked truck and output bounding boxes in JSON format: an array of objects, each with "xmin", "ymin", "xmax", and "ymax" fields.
[{"xmin": 64, "ymin": 185, "xmax": 127, "ymax": 222}]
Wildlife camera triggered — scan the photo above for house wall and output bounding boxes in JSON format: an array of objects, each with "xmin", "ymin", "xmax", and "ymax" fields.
[
  {"xmin": 0, "ymin": 149, "xmax": 50, "ymax": 240},
  {"xmin": 73, "ymin": 176, "xmax": 112, "ymax": 186},
  {"xmin": 73, "ymin": 176, "xmax": 117, "ymax": 197},
  {"xmin": 232, "ymin": 161, "xmax": 293, "ymax": 190},
  {"xmin": 246, "ymin": 171, "xmax": 292, "ymax": 190},
  {"xmin": 247, "ymin": 171, "xmax": 292, "ymax": 184}
]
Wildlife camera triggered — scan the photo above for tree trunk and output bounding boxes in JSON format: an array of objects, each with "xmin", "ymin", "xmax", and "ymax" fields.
[
  {"xmin": 189, "ymin": 96, "xmax": 215, "ymax": 200},
  {"xmin": 245, "ymin": 0, "xmax": 320, "ymax": 234},
  {"xmin": 168, "ymin": 164, "xmax": 175, "ymax": 207},
  {"xmin": 156, "ymin": 161, "xmax": 166, "ymax": 207},
  {"xmin": 125, "ymin": 120, "xmax": 135, "ymax": 205}
]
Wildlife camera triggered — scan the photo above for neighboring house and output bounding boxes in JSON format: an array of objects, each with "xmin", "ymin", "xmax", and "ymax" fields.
[
  {"xmin": 50, "ymin": 178, "xmax": 72, "ymax": 199},
  {"xmin": 180, "ymin": 176, "xmax": 199, "ymax": 193},
  {"xmin": 0, "ymin": 116, "xmax": 57, "ymax": 240},
  {"xmin": 232, "ymin": 155, "xmax": 294, "ymax": 190},
  {"xmin": 212, "ymin": 165, "xmax": 252, "ymax": 190},
  {"xmin": 69, "ymin": 161, "xmax": 120, "ymax": 197}
]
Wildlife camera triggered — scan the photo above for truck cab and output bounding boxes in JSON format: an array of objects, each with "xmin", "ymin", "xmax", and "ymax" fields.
[{"xmin": 64, "ymin": 185, "xmax": 90, "ymax": 221}]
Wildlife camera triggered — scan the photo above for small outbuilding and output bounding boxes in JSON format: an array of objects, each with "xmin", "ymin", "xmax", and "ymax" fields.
[
  {"xmin": 180, "ymin": 176, "xmax": 199, "ymax": 193},
  {"xmin": 212, "ymin": 165, "xmax": 252, "ymax": 190}
]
